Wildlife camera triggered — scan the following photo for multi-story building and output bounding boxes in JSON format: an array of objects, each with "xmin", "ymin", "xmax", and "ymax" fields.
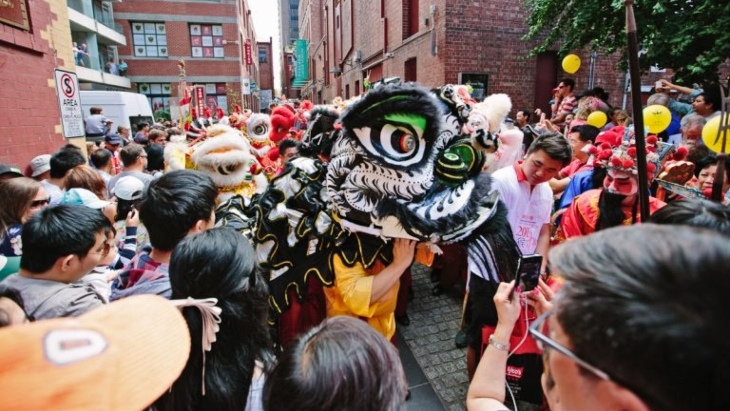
[
  {"xmin": 68, "ymin": 0, "xmax": 130, "ymax": 90},
  {"xmin": 257, "ymin": 38, "xmax": 275, "ymax": 110},
  {"xmin": 0, "ymin": 0, "xmax": 84, "ymax": 165},
  {"xmin": 297, "ymin": 0, "xmax": 627, "ymax": 114},
  {"xmin": 279, "ymin": 0, "xmax": 300, "ymax": 47},
  {"xmin": 114, "ymin": 0, "xmax": 262, "ymax": 118}
]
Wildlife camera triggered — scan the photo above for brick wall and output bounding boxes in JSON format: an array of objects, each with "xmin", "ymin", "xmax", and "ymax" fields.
[
  {"xmin": 114, "ymin": 0, "xmax": 260, "ymax": 111},
  {"xmin": 0, "ymin": 0, "xmax": 78, "ymax": 167}
]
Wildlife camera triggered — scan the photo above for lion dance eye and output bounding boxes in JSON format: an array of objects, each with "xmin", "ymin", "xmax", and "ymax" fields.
[
  {"xmin": 354, "ymin": 114, "xmax": 427, "ymax": 167},
  {"xmin": 254, "ymin": 125, "xmax": 268, "ymax": 136}
]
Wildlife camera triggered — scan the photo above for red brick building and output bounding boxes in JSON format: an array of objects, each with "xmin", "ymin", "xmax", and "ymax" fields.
[
  {"xmin": 298, "ymin": 0, "xmax": 629, "ymax": 115},
  {"xmin": 113, "ymin": 0, "xmax": 262, "ymax": 116},
  {"xmin": 0, "ymin": 0, "xmax": 83, "ymax": 166},
  {"xmin": 257, "ymin": 38, "xmax": 275, "ymax": 110}
]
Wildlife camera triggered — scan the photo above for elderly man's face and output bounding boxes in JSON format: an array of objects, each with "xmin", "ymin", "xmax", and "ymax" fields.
[{"xmin": 683, "ymin": 125, "xmax": 703, "ymax": 144}]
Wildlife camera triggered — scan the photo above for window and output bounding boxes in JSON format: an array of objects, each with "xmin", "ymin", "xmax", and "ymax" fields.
[
  {"xmin": 137, "ymin": 83, "xmax": 172, "ymax": 113},
  {"xmin": 190, "ymin": 24, "xmax": 224, "ymax": 58},
  {"xmin": 404, "ymin": 58, "xmax": 417, "ymax": 82},
  {"xmin": 355, "ymin": 80, "xmax": 360, "ymax": 96},
  {"xmin": 131, "ymin": 22, "xmax": 168, "ymax": 57},
  {"xmin": 403, "ymin": 0, "xmax": 419, "ymax": 39},
  {"xmin": 259, "ymin": 47, "xmax": 268, "ymax": 63},
  {"xmin": 345, "ymin": 84, "xmax": 350, "ymax": 99}
]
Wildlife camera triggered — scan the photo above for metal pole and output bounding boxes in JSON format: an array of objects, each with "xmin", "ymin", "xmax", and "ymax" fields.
[
  {"xmin": 711, "ymin": 81, "xmax": 729, "ymax": 202},
  {"xmin": 625, "ymin": 0, "xmax": 650, "ymax": 220}
]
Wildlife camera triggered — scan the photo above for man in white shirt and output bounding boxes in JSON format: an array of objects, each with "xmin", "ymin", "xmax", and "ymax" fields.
[{"xmin": 464, "ymin": 133, "xmax": 572, "ymax": 407}]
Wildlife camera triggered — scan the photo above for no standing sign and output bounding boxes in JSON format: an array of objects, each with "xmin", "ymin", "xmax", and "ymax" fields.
[{"xmin": 54, "ymin": 69, "xmax": 85, "ymax": 138}]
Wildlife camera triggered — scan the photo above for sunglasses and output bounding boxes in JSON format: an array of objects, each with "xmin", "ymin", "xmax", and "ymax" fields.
[{"xmin": 30, "ymin": 197, "xmax": 51, "ymax": 208}]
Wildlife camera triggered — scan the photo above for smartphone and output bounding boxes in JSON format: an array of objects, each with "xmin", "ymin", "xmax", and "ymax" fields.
[{"xmin": 514, "ymin": 254, "xmax": 543, "ymax": 293}]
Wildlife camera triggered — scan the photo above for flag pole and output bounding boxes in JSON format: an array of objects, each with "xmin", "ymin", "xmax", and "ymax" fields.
[
  {"xmin": 625, "ymin": 0, "xmax": 650, "ymax": 219},
  {"xmin": 711, "ymin": 80, "xmax": 729, "ymax": 202}
]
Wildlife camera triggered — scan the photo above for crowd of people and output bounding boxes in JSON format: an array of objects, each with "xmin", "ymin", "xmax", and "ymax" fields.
[{"xmin": 0, "ymin": 76, "xmax": 729, "ymax": 411}]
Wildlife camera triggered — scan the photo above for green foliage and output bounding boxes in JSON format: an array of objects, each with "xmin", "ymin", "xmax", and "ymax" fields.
[
  {"xmin": 154, "ymin": 108, "xmax": 171, "ymax": 121},
  {"xmin": 522, "ymin": 0, "xmax": 730, "ymax": 83}
]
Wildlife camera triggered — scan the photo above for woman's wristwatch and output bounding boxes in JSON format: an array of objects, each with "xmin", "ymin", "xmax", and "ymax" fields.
[{"xmin": 488, "ymin": 334, "xmax": 510, "ymax": 351}]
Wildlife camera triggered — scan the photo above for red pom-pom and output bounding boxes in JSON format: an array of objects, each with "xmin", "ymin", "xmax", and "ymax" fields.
[
  {"xmin": 610, "ymin": 157, "xmax": 623, "ymax": 167},
  {"xmin": 703, "ymin": 188, "xmax": 713, "ymax": 198},
  {"xmin": 250, "ymin": 163, "xmax": 262, "ymax": 175},
  {"xmin": 588, "ymin": 146, "xmax": 599, "ymax": 155},
  {"xmin": 300, "ymin": 100, "xmax": 314, "ymax": 111},
  {"xmin": 674, "ymin": 146, "xmax": 688, "ymax": 161},
  {"xmin": 600, "ymin": 143, "xmax": 612, "ymax": 150},
  {"xmin": 646, "ymin": 135, "xmax": 658, "ymax": 145},
  {"xmin": 627, "ymin": 147, "xmax": 637, "ymax": 157},
  {"xmin": 598, "ymin": 149, "xmax": 613, "ymax": 160},
  {"xmin": 647, "ymin": 163, "xmax": 656, "ymax": 173},
  {"xmin": 267, "ymin": 147, "xmax": 280, "ymax": 161},
  {"xmin": 622, "ymin": 159, "xmax": 635, "ymax": 169}
]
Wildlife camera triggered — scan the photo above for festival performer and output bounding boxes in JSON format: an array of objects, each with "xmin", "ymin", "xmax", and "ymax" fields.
[
  {"xmin": 254, "ymin": 84, "xmax": 519, "ymax": 347},
  {"xmin": 557, "ymin": 136, "xmax": 666, "ymax": 241}
]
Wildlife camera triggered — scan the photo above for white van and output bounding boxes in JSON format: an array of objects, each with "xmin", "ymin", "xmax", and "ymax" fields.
[{"xmin": 80, "ymin": 91, "xmax": 154, "ymax": 141}]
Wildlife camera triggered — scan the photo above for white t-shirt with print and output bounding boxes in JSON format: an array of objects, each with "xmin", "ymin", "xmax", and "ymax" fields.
[{"xmin": 489, "ymin": 165, "xmax": 553, "ymax": 255}]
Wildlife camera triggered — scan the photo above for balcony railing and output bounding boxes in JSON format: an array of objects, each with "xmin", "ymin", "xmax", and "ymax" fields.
[{"xmin": 67, "ymin": 0, "xmax": 124, "ymax": 36}]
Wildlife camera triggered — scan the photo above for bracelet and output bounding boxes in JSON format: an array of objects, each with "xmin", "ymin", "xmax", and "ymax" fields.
[{"xmin": 488, "ymin": 334, "xmax": 510, "ymax": 351}]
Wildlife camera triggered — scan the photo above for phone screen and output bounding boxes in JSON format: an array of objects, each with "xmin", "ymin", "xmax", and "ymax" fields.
[{"xmin": 515, "ymin": 254, "xmax": 543, "ymax": 292}]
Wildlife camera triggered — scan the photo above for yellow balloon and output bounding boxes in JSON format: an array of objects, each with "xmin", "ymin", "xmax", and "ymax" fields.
[
  {"xmin": 562, "ymin": 54, "xmax": 581, "ymax": 74},
  {"xmin": 702, "ymin": 114, "xmax": 730, "ymax": 153},
  {"xmin": 642, "ymin": 105, "xmax": 672, "ymax": 134},
  {"xmin": 586, "ymin": 111, "xmax": 608, "ymax": 128}
]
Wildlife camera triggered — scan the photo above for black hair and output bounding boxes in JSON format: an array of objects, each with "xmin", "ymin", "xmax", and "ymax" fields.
[
  {"xmin": 263, "ymin": 316, "xmax": 408, "ymax": 411},
  {"xmin": 551, "ymin": 224, "xmax": 730, "ymax": 411},
  {"xmin": 648, "ymin": 198, "xmax": 730, "ymax": 235},
  {"xmin": 697, "ymin": 84, "xmax": 722, "ymax": 112},
  {"xmin": 517, "ymin": 108, "xmax": 532, "ymax": 121},
  {"xmin": 138, "ymin": 170, "xmax": 217, "ymax": 251},
  {"xmin": 693, "ymin": 155, "xmax": 730, "ymax": 182},
  {"xmin": 592, "ymin": 87, "xmax": 609, "ymax": 102},
  {"xmin": 570, "ymin": 124, "xmax": 600, "ymax": 144},
  {"xmin": 89, "ymin": 148, "xmax": 112, "ymax": 169},
  {"xmin": 526, "ymin": 132, "xmax": 573, "ymax": 167},
  {"xmin": 156, "ymin": 227, "xmax": 272, "ymax": 411},
  {"xmin": 595, "ymin": 189, "xmax": 636, "ymax": 231},
  {"xmin": 0, "ymin": 285, "xmax": 28, "ymax": 327},
  {"xmin": 278, "ymin": 138, "xmax": 300, "ymax": 156},
  {"xmin": 560, "ymin": 78, "xmax": 575, "ymax": 91},
  {"xmin": 49, "ymin": 148, "xmax": 86, "ymax": 179},
  {"xmin": 20, "ymin": 205, "xmax": 109, "ymax": 274}
]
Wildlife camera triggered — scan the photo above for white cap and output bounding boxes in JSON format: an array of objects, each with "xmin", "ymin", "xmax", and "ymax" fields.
[
  {"xmin": 112, "ymin": 176, "xmax": 145, "ymax": 201},
  {"xmin": 30, "ymin": 154, "xmax": 52, "ymax": 177}
]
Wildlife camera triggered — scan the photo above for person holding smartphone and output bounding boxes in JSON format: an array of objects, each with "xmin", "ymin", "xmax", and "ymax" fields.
[{"xmin": 463, "ymin": 133, "xmax": 572, "ymax": 409}]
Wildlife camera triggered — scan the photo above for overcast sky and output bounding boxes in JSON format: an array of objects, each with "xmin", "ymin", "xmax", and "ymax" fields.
[{"xmin": 249, "ymin": 0, "xmax": 282, "ymax": 95}]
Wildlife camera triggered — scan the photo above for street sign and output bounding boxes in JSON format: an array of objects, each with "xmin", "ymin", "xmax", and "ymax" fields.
[
  {"xmin": 245, "ymin": 39, "xmax": 253, "ymax": 66},
  {"xmin": 194, "ymin": 86, "xmax": 206, "ymax": 116},
  {"xmin": 54, "ymin": 69, "xmax": 85, "ymax": 138}
]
